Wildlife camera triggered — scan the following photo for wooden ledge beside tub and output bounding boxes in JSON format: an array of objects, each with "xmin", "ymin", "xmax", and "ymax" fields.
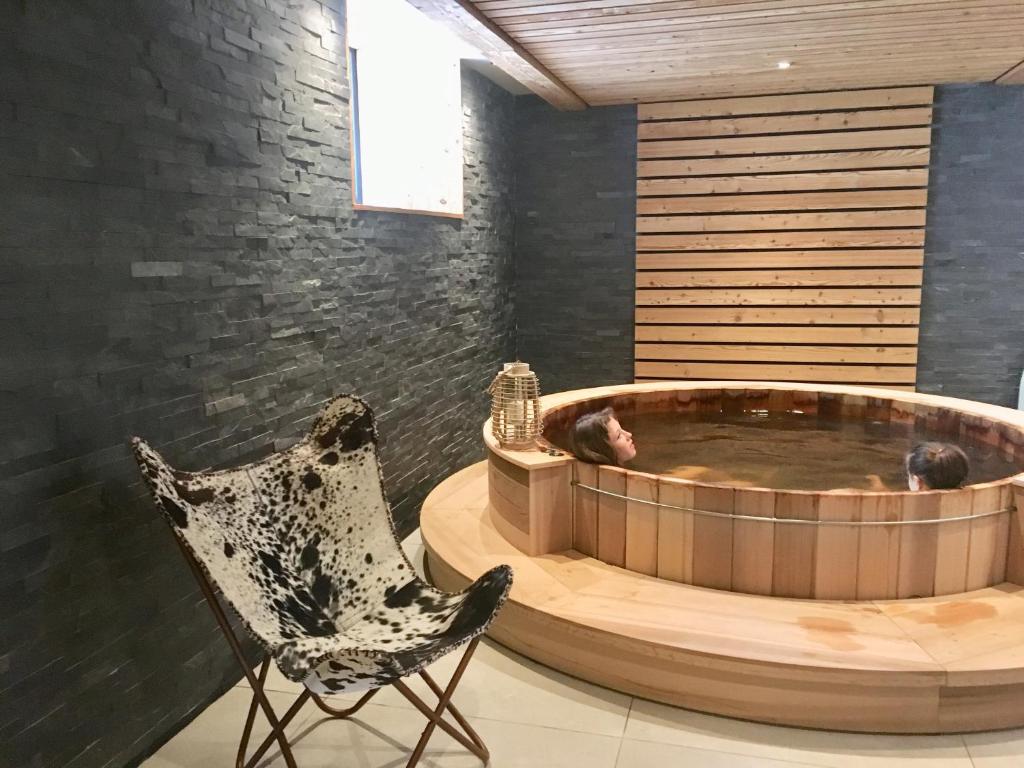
[{"xmin": 422, "ymin": 381, "xmax": 1024, "ymax": 733}]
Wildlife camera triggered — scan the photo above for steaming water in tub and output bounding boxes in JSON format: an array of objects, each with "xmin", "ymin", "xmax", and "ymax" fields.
[{"xmin": 608, "ymin": 411, "xmax": 1018, "ymax": 491}]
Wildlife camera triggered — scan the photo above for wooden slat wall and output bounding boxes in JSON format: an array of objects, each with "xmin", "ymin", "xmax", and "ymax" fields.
[{"xmin": 635, "ymin": 86, "xmax": 932, "ymax": 389}]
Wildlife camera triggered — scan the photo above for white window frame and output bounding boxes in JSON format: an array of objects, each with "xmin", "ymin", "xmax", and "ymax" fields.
[{"xmin": 346, "ymin": 0, "xmax": 473, "ymax": 218}]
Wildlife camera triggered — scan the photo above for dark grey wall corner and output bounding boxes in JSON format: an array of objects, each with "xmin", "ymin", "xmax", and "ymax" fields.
[
  {"xmin": 513, "ymin": 97, "xmax": 638, "ymax": 396},
  {"xmin": 918, "ymin": 83, "xmax": 1024, "ymax": 407}
]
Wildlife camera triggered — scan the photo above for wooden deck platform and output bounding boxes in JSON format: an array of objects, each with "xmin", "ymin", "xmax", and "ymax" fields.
[{"xmin": 421, "ymin": 461, "xmax": 1024, "ymax": 733}]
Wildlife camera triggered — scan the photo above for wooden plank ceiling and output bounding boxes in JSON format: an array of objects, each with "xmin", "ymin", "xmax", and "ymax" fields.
[
  {"xmin": 450, "ymin": 1, "xmax": 1024, "ymax": 106},
  {"xmin": 634, "ymin": 86, "xmax": 932, "ymax": 390}
]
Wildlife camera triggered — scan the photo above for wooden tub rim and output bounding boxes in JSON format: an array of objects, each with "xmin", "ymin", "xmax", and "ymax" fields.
[{"xmin": 484, "ymin": 380, "xmax": 1024, "ymax": 498}]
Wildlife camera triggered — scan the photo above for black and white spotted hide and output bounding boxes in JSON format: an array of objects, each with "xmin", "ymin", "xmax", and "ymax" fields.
[{"xmin": 132, "ymin": 394, "xmax": 513, "ymax": 694}]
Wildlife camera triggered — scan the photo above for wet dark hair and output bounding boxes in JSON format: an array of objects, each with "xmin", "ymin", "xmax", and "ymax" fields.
[
  {"xmin": 905, "ymin": 442, "xmax": 969, "ymax": 490},
  {"xmin": 571, "ymin": 407, "xmax": 618, "ymax": 465}
]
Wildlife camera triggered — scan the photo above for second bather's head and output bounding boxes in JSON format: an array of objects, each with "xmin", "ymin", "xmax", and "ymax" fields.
[
  {"xmin": 905, "ymin": 442, "xmax": 969, "ymax": 491},
  {"xmin": 571, "ymin": 407, "xmax": 636, "ymax": 466}
]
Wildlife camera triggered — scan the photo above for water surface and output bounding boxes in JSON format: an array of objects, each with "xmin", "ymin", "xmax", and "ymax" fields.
[{"xmin": 606, "ymin": 411, "xmax": 1019, "ymax": 491}]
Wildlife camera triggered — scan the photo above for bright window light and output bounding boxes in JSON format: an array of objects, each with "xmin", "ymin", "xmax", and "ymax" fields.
[{"xmin": 348, "ymin": 0, "xmax": 480, "ymax": 216}]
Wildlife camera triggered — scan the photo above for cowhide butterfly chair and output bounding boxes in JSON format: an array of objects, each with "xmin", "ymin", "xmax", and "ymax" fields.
[{"xmin": 132, "ymin": 395, "xmax": 512, "ymax": 768}]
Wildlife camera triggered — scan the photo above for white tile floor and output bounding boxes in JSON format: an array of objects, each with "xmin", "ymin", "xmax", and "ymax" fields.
[{"xmin": 145, "ymin": 536, "xmax": 1024, "ymax": 768}]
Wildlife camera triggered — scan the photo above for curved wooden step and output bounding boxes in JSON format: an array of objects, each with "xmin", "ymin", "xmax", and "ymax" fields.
[{"xmin": 421, "ymin": 461, "xmax": 1024, "ymax": 733}]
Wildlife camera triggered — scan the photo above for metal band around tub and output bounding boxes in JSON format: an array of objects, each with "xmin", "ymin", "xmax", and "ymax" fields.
[{"xmin": 571, "ymin": 482, "xmax": 1015, "ymax": 527}]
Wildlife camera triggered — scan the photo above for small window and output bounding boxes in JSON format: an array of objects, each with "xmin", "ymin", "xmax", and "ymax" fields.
[{"xmin": 347, "ymin": 0, "xmax": 476, "ymax": 217}]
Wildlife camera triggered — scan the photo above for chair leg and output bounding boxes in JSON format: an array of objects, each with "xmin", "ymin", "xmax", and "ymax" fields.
[
  {"xmin": 236, "ymin": 658, "xmax": 271, "ymax": 768},
  {"xmin": 418, "ymin": 668, "xmax": 487, "ymax": 756},
  {"xmin": 176, "ymin": 540, "xmax": 306, "ymax": 768},
  {"xmin": 392, "ymin": 637, "xmax": 489, "ymax": 768},
  {"xmin": 241, "ymin": 687, "xmax": 312, "ymax": 768},
  {"xmin": 311, "ymin": 687, "xmax": 379, "ymax": 718}
]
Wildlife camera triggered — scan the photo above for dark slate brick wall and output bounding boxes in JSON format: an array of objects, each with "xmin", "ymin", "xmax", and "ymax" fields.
[
  {"xmin": 0, "ymin": 0, "xmax": 514, "ymax": 765},
  {"xmin": 918, "ymin": 84, "xmax": 1024, "ymax": 407},
  {"xmin": 513, "ymin": 97, "xmax": 637, "ymax": 395}
]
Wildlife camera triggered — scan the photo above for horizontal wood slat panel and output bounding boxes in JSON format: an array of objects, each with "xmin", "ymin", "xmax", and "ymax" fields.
[
  {"xmin": 636, "ymin": 250, "xmax": 925, "ymax": 269},
  {"xmin": 635, "ymin": 343, "xmax": 918, "ymax": 364},
  {"xmin": 635, "ymin": 361, "xmax": 917, "ymax": 384},
  {"xmin": 636, "ymin": 108, "xmax": 933, "ymax": 140},
  {"xmin": 478, "ymin": 0, "xmax": 856, "ymax": 19},
  {"xmin": 480, "ymin": 0, "xmax": 923, "ymax": 21},
  {"xmin": 635, "ymin": 325, "xmax": 920, "ymax": 345},
  {"xmin": 633, "ymin": 87, "xmax": 929, "ymax": 388},
  {"xmin": 635, "ymin": 307, "xmax": 920, "ymax": 324},
  {"xmin": 638, "ymin": 148, "xmax": 931, "ymax": 177},
  {"xmin": 528, "ymin": 35, "xmax": 1024, "ymax": 66},
  {"xmin": 541, "ymin": 40, "xmax": 1024, "ymax": 73},
  {"xmin": 545, "ymin": 41, "xmax": 1021, "ymax": 69},
  {"xmin": 637, "ymin": 210, "xmax": 926, "ymax": 232},
  {"xmin": 498, "ymin": 2, "xmax": 1009, "ymax": 32},
  {"xmin": 636, "ymin": 189, "xmax": 928, "ymax": 214},
  {"xmin": 636, "ymin": 268, "xmax": 922, "ymax": 288},
  {"xmin": 637, "ymin": 169, "xmax": 930, "ymax": 195},
  {"xmin": 523, "ymin": 12, "xmax": 1024, "ymax": 49},
  {"xmin": 632, "ymin": 379, "xmax": 919, "ymax": 391},
  {"xmin": 516, "ymin": 9, "xmax": 1023, "ymax": 41},
  {"xmin": 638, "ymin": 87, "xmax": 935, "ymax": 119},
  {"xmin": 638, "ymin": 128, "xmax": 932, "ymax": 159},
  {"xmin": 558, "ymin": 50, "xmax": 1021, "ymax": 80},
  {"xmin": 636, "ymin": 287, "xmax": 922, "ymax": 306},
  {"xmin": 637, "ymin": 230, "xmax": 925, "ymax": 250}
]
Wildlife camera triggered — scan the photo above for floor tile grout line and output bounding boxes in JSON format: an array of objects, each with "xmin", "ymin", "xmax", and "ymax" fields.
[
  {"xmin": 961, "ymin": 732, "xmax": 978, "ymax": 768},
  {"xmin": 612, "ymin": 698, "xmax": 633, "ymax": 768},
  {"xmin": 612, "ymin": 734, "xmax": 625, "ymax": 767}
]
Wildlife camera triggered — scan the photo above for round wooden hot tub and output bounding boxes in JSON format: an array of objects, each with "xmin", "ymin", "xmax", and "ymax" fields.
[
  {"xmin": 421, "ymin": 382, "xmax": 1024, "ymax": 732},
  {"xmin": 506, "ymin": 383, "xmax": 1023, "ymax": 601}
]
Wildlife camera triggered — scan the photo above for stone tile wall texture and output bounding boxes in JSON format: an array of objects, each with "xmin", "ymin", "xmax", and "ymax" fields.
[
  {"xmin": 512, "ymin": 98, "xmax": 637, "ymax": 395},
  {"xmin": 917, "ymin": 84, "xmax": 1024, "ymax": 407},
  {"xmin": 0, "ymin": 1, "xmax": 514, "ymax": 766}
]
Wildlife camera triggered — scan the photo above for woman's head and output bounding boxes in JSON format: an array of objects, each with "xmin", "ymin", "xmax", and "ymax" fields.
[
  {"xmin": 571, "ymin": 407, "xmax": 636, "ymax": 466},
  {"xmin": 905, "ymin": 442, "xmax": 969, "ymax": 490}
]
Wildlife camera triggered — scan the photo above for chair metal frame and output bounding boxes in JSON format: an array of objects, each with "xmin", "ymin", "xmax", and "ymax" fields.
[{"xmin": 177, "ymin": 537, "xmax": 490, "ymax": 768}]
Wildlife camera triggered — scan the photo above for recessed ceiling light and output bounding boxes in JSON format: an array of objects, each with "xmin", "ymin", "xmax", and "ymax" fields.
[{"xmin": 777, "ymin": 60, "xmax": 792, "ymax": 69}]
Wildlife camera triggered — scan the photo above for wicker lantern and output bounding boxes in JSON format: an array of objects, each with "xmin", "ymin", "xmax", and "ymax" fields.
[{"xmin": 487, "ymin": 362, "xmax": 542, "ymax": 449}]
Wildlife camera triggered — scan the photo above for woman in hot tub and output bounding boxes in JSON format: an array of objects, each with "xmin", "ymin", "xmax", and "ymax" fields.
[{"xmin": 571, "ymin": 407, "xmax": 636, "ymax": 466}]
